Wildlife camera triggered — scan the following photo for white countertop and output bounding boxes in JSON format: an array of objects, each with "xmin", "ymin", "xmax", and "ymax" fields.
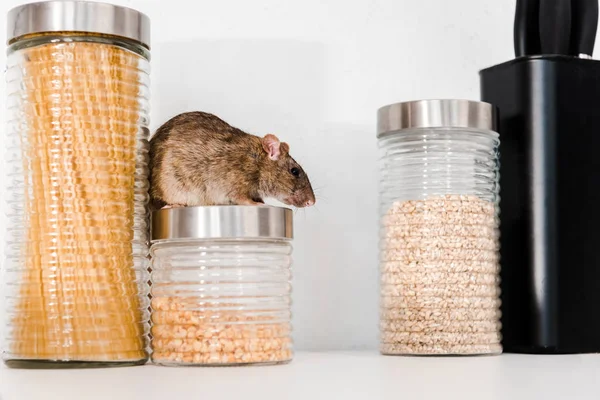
[{"xmin": 0, "ymin": 351, "xmax": 599, "ymax": 400}]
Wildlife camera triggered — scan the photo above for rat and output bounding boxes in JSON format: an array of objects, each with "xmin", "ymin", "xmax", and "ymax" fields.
[{"xmin": 148, "ymin": 111, "xmax": 316, "ymax": 210}]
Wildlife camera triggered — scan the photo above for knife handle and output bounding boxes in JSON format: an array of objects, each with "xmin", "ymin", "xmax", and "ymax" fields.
[
  {"xmin": 515, "ymin": 0, "xmax": 542, "ymax": 56},
  {"xmin": 539, "ymin": 0, "xmax": 572, "ymax": 55},
  {"xmin": 570, "ymin": 0, "xmax": 599, "ymax": 57}
]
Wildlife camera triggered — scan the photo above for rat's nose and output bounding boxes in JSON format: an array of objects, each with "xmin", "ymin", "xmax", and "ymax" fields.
[{"xmin": 305, "ymin": 199, "xmax": 315, "ymax": 207}]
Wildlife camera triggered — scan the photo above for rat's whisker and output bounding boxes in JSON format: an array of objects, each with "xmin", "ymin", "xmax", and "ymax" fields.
[{"xmin": 314, "ymin": 193, "xmax": 329, "ymax": 203}]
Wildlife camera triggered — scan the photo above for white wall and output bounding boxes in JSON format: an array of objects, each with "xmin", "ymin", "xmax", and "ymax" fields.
[{"xmin": 0, "ymin": 0, "xmax": 518, "ymax": 350}]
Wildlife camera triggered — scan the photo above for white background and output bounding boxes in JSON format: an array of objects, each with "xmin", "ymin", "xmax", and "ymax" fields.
[{"xmin": 0, "ymin": 0, "xmax": 522, "ymax": 351}]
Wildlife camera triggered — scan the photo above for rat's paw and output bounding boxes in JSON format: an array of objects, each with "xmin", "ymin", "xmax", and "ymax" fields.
[
  {"xmin": 230, "ymin": 193, "xmax": 264, "ymax": 206},
  {"xmin": 161, "ymin": 204, "xmax": 186, "ymax": 210},
  {"xmin": 240, "ymin": 200, "xmax": 264, "ymax": 206},
  {"xmin": 234, "ymin": 199, "xmax": 264, "ymax": 206}
]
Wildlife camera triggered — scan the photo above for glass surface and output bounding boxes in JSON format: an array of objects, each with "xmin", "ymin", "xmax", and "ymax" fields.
[
  {"xmin": 2, "ymin": 35, "xmax": 150, "ymax": 367},
  {"xmin": 378, "ymin": 127, "xmax": 502, "ymax": 356},
  {"xmin": 150, "ymin": 239, "xmax": 294, "ymax": 366}
]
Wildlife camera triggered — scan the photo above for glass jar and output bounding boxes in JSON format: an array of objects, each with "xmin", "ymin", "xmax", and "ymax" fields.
[
  {"xmin": 150, "ymin": 206, "xmax": 294, "ymax": 366},
  {"xmin": 3, "ymin": 2, "xmax": 151, "ymax": 367},
  {"xmin": 377, "ymin": 99, "xmax": 502, "ymax": 355}
]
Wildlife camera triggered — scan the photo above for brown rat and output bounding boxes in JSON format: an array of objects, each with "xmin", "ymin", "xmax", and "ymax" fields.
[{"xmin": 148, "ymin": 111, "xmax": 316, "ymax": 210}]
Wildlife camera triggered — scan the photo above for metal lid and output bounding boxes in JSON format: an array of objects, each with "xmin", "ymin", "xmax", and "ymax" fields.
[
  {"xmin": 7, "ymin": 1, "xmax": 150, "ymax": 48},
  {"xmin": 377, "ymin": 99, "xmax": 497, "ymax": 137},
  {"xmin": 151, "ymin": 206, "xmax": 294, "ymax": 242}
]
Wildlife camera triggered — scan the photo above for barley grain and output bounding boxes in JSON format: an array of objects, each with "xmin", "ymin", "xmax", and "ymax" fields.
[
  {"xmin": 380, "ymin": 307, "xmax": 501, "ymax": 321},
  {"xmin": 380, "ymin": 195, "xmax": 501, "ymax": 355},
  {"xmin": 381, "ymin": 343, "xmax": 502, "ymax": 355}
]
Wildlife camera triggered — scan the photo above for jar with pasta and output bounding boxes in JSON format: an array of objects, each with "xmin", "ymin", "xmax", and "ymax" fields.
[
  {"xmin": 150, "ymin": 206, "xmax": 294, "ymax": 366},
  {"xmin": 377, "ymin": 99, "xmax": 502, "ymax": 355},
  {"xmin": 3, "ymin": 1, "xmax": 151, "ymax": 367}
]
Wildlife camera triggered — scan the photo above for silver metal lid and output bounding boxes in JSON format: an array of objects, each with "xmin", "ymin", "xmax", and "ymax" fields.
[
  {"xmin": 7, "ymin": 1, "xmax": 150, "ymax": 48},
  {"xmin": 151, "ymin": 206, "xmax": 294, "ymax": 242},
  {"xmin": 377, "ymin": 99, "xmax": 497, "ymax": 137}
]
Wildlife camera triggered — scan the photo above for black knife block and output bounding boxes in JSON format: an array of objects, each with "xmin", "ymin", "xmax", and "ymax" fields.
[{"xmin": 480, "ymin": 55, "xmax": 600, "ymax": 354}]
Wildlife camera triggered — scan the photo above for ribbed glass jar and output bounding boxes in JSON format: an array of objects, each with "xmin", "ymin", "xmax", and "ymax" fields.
[
  {"xmin": 377, "ymin": 99, "xmax": 502, "ymax": 355},
  {"xmin": 150, "ymin": 206, "xmax": 294, "ymax": 366},
  {"xmin": 2, "ymin": 2, "xmax": 151, "ymax": 367}
]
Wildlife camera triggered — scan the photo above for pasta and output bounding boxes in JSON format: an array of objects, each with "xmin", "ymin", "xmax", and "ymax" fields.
[{"xmin": 5, "ymin": 37, "xmax": 149, "ymax": 363}]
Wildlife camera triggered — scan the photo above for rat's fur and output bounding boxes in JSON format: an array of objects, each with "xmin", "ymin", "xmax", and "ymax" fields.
[{"xmin": 149, "ymin": 112, "xmax": 315, "ymax": 210}]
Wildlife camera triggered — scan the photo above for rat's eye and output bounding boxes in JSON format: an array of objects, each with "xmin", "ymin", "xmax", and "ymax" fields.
[{"xmin": 290, "ymin": 167, "xmax": 300, "ymax": 177}]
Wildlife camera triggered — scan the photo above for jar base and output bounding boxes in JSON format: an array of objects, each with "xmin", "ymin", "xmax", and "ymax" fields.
[
  {"xmin": 3, "ymin": 358, "xmax": 148, "ymax": 369},
  {"xmin": 380, "ymin": 350, "xmax": 502, "ymax": 357},
  {"xmin": 151, "ymin": 359, "xmax": 292, "ymax": 367}
]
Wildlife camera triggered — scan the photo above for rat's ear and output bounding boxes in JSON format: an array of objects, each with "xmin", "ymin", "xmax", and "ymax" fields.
[
  {"xmin": 280, "ymin": 142, "xmax": 290, "ymax": 155},
  {"xmin": 262, "ymin": 134, "xmax": 281, "ymax": 160}
]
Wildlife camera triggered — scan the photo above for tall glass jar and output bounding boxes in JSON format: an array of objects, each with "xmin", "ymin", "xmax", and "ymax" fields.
[
  {"xmin": 377, "ymin": 99, "xmax": 502, "ymax": 355},
  {"xmin": 3, "ymin": 2, "xmax": 151, "ymax": 367},
  {"xmin": 150, "ymin": 206, "xmax": 294, "ymax": 366}
]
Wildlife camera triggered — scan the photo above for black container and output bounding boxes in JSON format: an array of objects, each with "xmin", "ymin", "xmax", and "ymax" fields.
[{"xmin": 480, "ymin": 55, "xmax": 600, "ymax": 354}]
